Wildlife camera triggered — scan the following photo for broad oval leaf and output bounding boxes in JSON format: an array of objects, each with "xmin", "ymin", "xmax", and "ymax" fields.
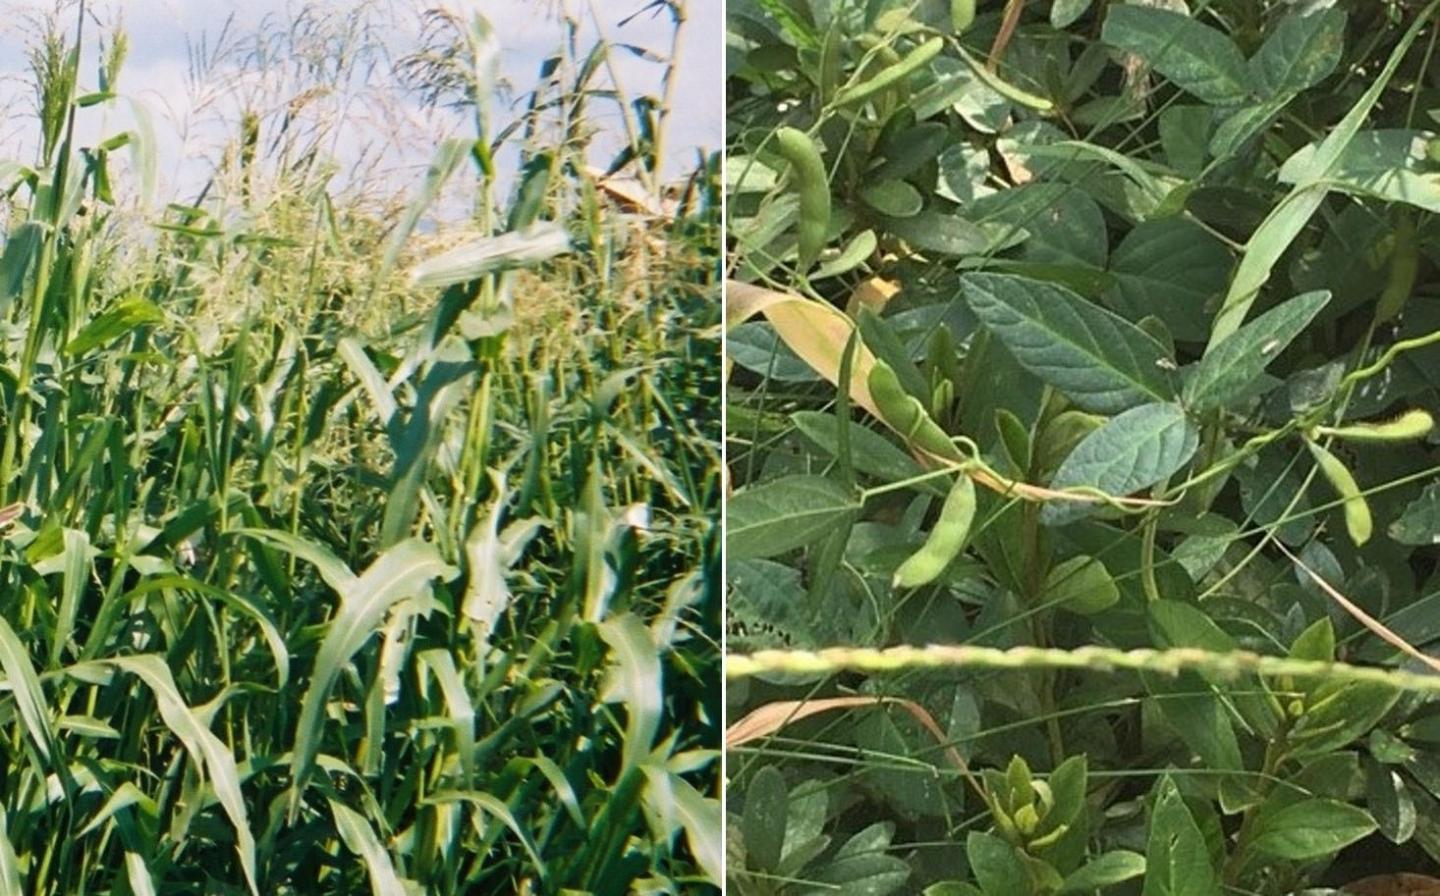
[
  {"xmin": 1249, "ymin": 798, "xmax": 1377, "ymax": 860},
  {"xmin": 962, "ymin": 272, "xmax": 1177, "ymax": 414},
  {"xmin": 967, "ymin": 832, "xmax": 1029, "ymax": 894},
  {"xmin": 1061, "ymin": 851, "xmax": 1145, "ymax": 893},
  {"xmin": 1044, "ymin": 555, "xmax": 1119, "ymax": 615},
  {"xmin": 1107, "ymin": 218, "xmax": 1233, "ymax": 343},
  {"xmin": 1249, "ymin": 7, "xmax": 1346, "ymax": 97},
  {"xmin": 1280, "ymin": 130, "xmax": 1440, "ymax": 214},
  {"xmin": 1043, "ymin": 403, "xmax": 1199, "ymax": 526},
  {"xmin": 743, "ymin": 766, "xmax": 788, "ymax": 873},
  {"xmin": 1102, "ymin": 6, "xmax": 1251, "ymax": 106},
  {"xmin": 728, "ymin": 475, "xmax": 859, "ymax": 560}
]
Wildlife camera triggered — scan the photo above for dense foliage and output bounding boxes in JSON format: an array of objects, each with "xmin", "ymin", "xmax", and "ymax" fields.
[
  {"xmin": 0, "ymin": 5, "xmax": 719, "ymax": 895},
  {"xmin": 725, "ymin": 0, "xmax": 1440, "ymax": 892}
]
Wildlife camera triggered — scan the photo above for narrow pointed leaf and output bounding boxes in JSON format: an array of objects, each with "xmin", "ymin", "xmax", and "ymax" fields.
[{"xmin": 1183, "ymin": 290, "xmax": 1329, "ymax": 412}]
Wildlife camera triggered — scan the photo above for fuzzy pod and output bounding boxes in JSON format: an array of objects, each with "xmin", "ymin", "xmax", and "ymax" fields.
[
  {"xmin": 893, "ymin": 472, "xmax": 976, "ymax": 589},
  {"xmin": 1376, "ymin": 216, "xmax": 1418, "ymax": 324},
  {"xmin": 866, "ymin": 359, "xmax": 961, "ymax": 461},
  {"xmin": 951, "ymin": 0, "xmax": 976, "ymax": 33},
  {"xmin": 833, "ymin": 37, "xmax": 944, "ymax": 108},
  {"xmin": 1317, "ymin": 408, "xmax": 1434, "ymax": 443},
  {"xmin": 773, "ymin": 127, "xmax": 830, "ymax": 273},
  {"xmin": 1306, "ymin": 440, "xmax": 1372, "ymax": 546}
]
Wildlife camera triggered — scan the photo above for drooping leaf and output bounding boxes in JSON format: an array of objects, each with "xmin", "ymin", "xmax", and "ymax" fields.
[
  {"xmin": 728, "ymin": 280, "xmax": 881, "ymax": 417},
  {"xmin": 64, "ymin": 297, "xmax": 165, "ymax": 356},
  {"xmin": 598, "ymin": 613, "xmax": 663, "ymax": 774},
  {"xmin": 330, "ymin": 799, "xmax": 408, "ymax": 896},
  {"xmin": 290, "ymin": 540, "xmax": 457, "ymax": 814},
  {"xmin": 0, "ymin": 616, "xmax": 54, "ymax": 762},
  {"xmin": 408, "ymin": 222, "xmax": 571, "ymax": 289},
  {"xmin": 109, "ymin": 656, "xmax": 258, "ymax": 896}
]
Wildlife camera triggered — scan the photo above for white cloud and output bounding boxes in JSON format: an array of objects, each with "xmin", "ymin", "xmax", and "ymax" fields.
[{"xmin": 0, "ymin": 0, "xmax": 719, "ymax": 213}]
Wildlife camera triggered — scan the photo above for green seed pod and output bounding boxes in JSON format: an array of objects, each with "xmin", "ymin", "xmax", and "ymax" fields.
[
  {"xmin": 892, "ymin": 472, "xmax": 976, "ymax": 589},
  {"xmin": 951, "ymin": 0, "xmax": 976, "ymax": 33},
  {"xmin": 833, "ymin": 37, "xmax": 945, "ymax": 108},
  {"xmin": 867, "ymin": 359, "xmax": 962, "ymax": 460},
  {"xmin": 1306, "ymin": 440, "xmax": 1373, "ymax": 546},
  {"xmin": 773, "ymin": 127, "xmax": 830, "ymax": 273},
  {"xmin": 1376, "ymin": 216, "xmax": 1417, "ymax": 324},
  {"xmin": 1317, "ymin": 409, "xmax": 1434, "ymax": 443}
]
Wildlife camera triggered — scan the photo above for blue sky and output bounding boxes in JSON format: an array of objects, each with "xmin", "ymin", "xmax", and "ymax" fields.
[{"xmin": 0, "ymin": 0, "xmax": 720, "ymax": 205}]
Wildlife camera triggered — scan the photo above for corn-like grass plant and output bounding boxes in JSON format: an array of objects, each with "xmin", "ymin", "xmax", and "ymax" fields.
[{"xmin": 0, "ymin": 3, "xmax": 719, "ymax": 894}]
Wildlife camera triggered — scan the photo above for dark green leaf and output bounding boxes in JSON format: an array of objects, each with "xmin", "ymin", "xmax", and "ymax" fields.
[
  {"xmin": 1249, "ymin": 8, "xmax": 1346, "ymax": 97},
  {"xmin": 1102, "ymin": 6, "xmax": 1250, "ymax": 106},
  {"xmin": 1390, "ymin": 482, "xmax": 1440, "ymax": 546},
  {"xmin": 1249, "ymin": 798, "xmax": 1376, "ymax": 860},
  {"xmin": 744, "ymin": 766, "xmax": 788, "ymax": 872},
  {"xmin": 1061, "ymin": 851, "xmax": 1145, "ymax": 893},
  {"xmin": 1184, "ymin": 290, "xmax": 1329, "ymax": 413},
  {"xmin": 966, "ymin": 832, "xmax": 1028, "ymax": 896},
  {"xmin": 728, "ymin": 475, "xmax": 859, "ymax": 560},
  {"xmin": 962, "ymin": 273, "xmax": 1177, "ymax": 414},
  {"xmin": 791, "ymin": 412, "xmax": 932, "ymax": 490},
  {"xmin": 1143, "ymin": 777, "xmax": 1218, "ymax": 896},
  {"xmin": 1051, "ymin": 0, "xmax": 1093, "ymax": 29},
  {"xmin": 1107, "ymin": 218, "xmax": 1232, "ymax": 343}
]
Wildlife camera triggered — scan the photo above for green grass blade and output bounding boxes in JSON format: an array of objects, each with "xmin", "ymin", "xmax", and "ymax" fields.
[
  {"xmin": 108, "ymin": 655, "xmax": 258, "ymax": 896},
  {"xmin": 290, "ymin": 539, "xmax": 457, "ymax": 816},
  {"xmin": 0, "ymin": 616, "xmax": 56, "ymax": 762},
  {"xmin": 329, "ymin": 798, "xmax": 408, "ymax": 896}
]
